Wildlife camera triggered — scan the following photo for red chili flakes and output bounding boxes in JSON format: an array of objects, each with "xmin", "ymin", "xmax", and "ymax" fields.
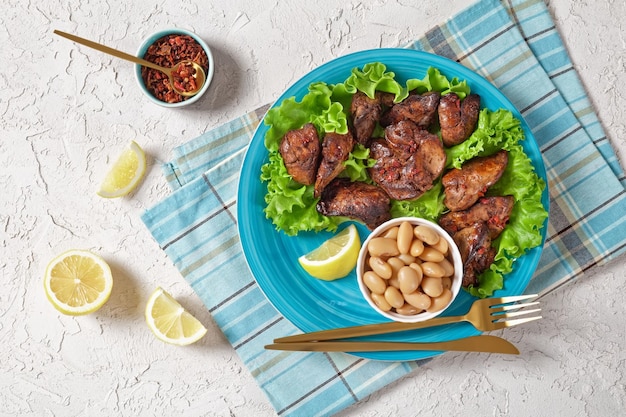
[
  {"xmin": 141, "ymin": 34, "xmax": 209, "ymax": 103},
  {"xmin": 171, "ymin": 62, "xmax": 199, "ymax": 94}
]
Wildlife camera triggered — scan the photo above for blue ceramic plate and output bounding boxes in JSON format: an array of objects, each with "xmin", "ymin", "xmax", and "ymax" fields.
[{"xmin": 237, "ymin": 49, "xmax": 549, "ymax": 361}]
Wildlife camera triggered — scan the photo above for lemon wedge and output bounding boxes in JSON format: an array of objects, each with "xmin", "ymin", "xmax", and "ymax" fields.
[
  {"xmin": 298, "ymin": 224, "xmax": 361, "ymax": 280},
  {"xmin": 97, "ymin": 140, "xmax": 146, "ymax": 198},
  {"xmin": 145, "ymin": 287, "xmax": 207, "ymax": 346},
  {"xmin": 43, "ymin": 249, "xmax": 113, "ymax": 315}
]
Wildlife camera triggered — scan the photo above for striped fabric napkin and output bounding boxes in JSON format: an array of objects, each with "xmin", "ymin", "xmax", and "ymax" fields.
[{"xmin": 141, "ymin": 0, "xmax": 626, "ymax": 416}]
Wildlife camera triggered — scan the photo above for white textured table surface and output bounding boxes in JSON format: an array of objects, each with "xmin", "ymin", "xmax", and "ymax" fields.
[{"xmin": 2, "ymin": 0, "xmax": 625, "ymax": 416}]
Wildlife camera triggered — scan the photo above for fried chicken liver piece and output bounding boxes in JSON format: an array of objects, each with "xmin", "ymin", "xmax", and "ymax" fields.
[
  {"xmin": 442, "ymin": 150, "xmax": 508, "ymax": 211},
  {"xmin": 314, "ymin": 131, "xmax": 355, "ymax": 198},
  {"xmin": 379, "ymin": 91, "xmax": 441, "ymax": 128},
  {"xmin": 316, "ymin": 178, "xmax": 391, "ymax": 230},
  {"xmin": 438, "ymin": 93, "xmax": 481, "ymax": 147},
  {"xmin": 439, "ymin": 196, "xmax": 515, "ymax": 239},
  {"xmin": 350, "ymin": 91, "xmax": 382, "ymax": 146},
  {"xmin": 452, "ymin": 221, "xmax": 496, "ymax": 287},
  {"xmin": 439, "ymin": 196, "xmax": 514, "ymax": 287},
  {"xmin": 369, "ymin": 120, "xmax": 447, "ymax": 200},
  {"xmin": 278, "ymin": 123, "xmax": 321, "ymax": 186}
]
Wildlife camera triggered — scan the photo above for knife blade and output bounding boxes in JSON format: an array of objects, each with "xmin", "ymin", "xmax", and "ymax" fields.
[{"xmin": 265, "ymin": 335, "xmax": 519, "ymax": 354}]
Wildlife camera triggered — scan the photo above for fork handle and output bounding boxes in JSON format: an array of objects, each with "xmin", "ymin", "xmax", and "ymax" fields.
[{"xmin": 273, "ymin": 314, "xmax": 466, "ymax": 343}]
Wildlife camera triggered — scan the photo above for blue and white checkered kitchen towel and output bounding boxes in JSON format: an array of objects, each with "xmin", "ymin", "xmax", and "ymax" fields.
[{"xmin": 141, "ymin": 0, "xmax": 626, "ymax": 415}]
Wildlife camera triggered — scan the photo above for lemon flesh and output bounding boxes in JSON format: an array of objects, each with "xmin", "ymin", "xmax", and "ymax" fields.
[
  {"xmin": 145, "ymin": 287, "xmax": 207, "ymax": 346},
  {"xmin": 298, "ymin": 224, "xmax": 361, "ymax": 281},
  {"xmin": 97, "ymin": 140, "xmax": 146, "ymax": 198},
  {"xmin": 43, "ymin": 249, "xmax": 113, "ymax": 315}
]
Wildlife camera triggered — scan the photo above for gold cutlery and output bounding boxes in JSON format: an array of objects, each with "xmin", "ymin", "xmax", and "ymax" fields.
[
  {"xmin": 275, "ymin": 294, "xmax": 540, "ymax": 344},
  {"xmin": 266, "ymin": 335, "xmax": 519, "ymax": 354}
]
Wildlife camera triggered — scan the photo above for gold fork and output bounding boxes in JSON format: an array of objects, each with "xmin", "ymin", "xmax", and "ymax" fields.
[{"xmin": 274, "ymin": 294, "xmax": 541, "ymax": 343}]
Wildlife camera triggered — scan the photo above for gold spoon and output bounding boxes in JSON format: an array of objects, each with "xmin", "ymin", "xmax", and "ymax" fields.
[{"xmin": 53, "ymin": 30, "xmax": 206, "ymax": 97}]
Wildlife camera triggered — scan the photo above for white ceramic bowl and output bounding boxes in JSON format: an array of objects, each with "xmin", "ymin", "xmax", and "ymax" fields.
[
  {"xmin": 135, "ymin": 28, "xmax": 214, "ymax": 108},
  {"xmin": 357, "ymin": 217, "xmax": 463, "ymax": 323}
]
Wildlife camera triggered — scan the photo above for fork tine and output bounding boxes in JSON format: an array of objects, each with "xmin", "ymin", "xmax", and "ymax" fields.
[
  {"xmin": 490, "ymin": 294, "xmax": 538, "ymax": 305},
  {"xmin": 494, "ymin": 308, "xmax": 541, "ymax": 319},
  {"xmin": 491, "ymin": 301, "xmax": 540, "ymax": 314},
  {"xmin": 500, "ymin": 315, "xmax": 542, "ymax": 328},
  {"xmin": 488, "ymin": 314, "xmax": 542, "ymax": 330}
]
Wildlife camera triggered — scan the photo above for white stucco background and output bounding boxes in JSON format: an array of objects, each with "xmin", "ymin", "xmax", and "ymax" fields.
[{"xmin": 1, "ymin": 0, "xmax": 625, "ymax": 416}]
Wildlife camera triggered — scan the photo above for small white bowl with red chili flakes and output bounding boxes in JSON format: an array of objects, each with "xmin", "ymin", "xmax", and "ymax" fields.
[{"xmin": 135, "ymin": 28, "xmax": 214, "ymax": 108}]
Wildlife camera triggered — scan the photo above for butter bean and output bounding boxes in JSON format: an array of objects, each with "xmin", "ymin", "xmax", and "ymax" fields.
[
  {"xmin": 421, "ymin": 276, "xmax": 444, "ymax": 297},
  {"xmin": 439, "ymin": 258, "xmax": 455, "ymax": 277},
  {"xmin": 398, "ymin": 266, "xmax": 421, "ymax": 294},
  {"xmin": 363, "ymin": 271, "xmax": 386, "ymax": 294},
  {"xmin": 384, "ymin": 286, "xmax": 405, "ymax": 309},
  {"xmin": 430, "ymin": 236, "xmax": 449, "ymax": 255},
  {"xmin": 397, "ymin": 253, "xmax": 416, "ymax": 265},
  {"xmin": 414, "ymin": 225, "xmax": 440, "ymax": 245},
  {"xmin": 395, "ymin": 303, "xmax": 422, "ymax": 316},
  {"xmin": 382, "ymin": 226, "xmax": 399, "ymax": 239},
  {"xmin": 388, "ymin": 275, "xmax": 400, "ymax": 289},
  {"xmin": 387, "ymin": 257, "xmax": 405, "ymax": 278},
  {"xmin": 409, "ymin": 239, "xmax": 424, "ymax": 257},
  {"xmin": 442, "ymin": 277, "xmax": 452, "ymax": 290},
  {"xmin": 368, "ymin": 237, "xmax": 400, "ymax": 258},
  {"xmin": 418, "ymin": 247, "xmax": 445, "ymax": 262},
  {"xmin": 403, "ymin": 291, "xmax": 431, "ymax": 310},
  {"xmin": 408, "ymin": 262, "xmax": 424, "ymax": 281},
  {"xmin": 421, "ymin": 261, "xmax": 446, "ymax": 278},
  {"xmin": 427, "ymin": 288, "xmax": 453, "ymax": 313},
  {"xmin": 397, "ymin": 221, "xmax": 414, "ymax": 254},
  {"xmin": 371, "ymin": 292, "xmax": 392, "ymax": 311},
  {"xmin": 369, "ymin": 256, "xmax": 392, "ymax": 279}
]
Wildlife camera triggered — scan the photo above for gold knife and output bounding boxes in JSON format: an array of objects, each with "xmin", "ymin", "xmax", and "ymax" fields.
[{"xmin": 266, "ymin": 335, "xmax": 519, "ymax": 354}]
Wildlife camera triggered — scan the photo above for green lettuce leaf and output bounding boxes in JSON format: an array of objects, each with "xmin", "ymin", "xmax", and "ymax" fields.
[
  {"xmin": 406, "ymin": 67, "xmax": 470, "ymax": 99},
  {"xmin": 264, "ymin": 82, "xmax": 348, "ymax": 153},
  {"xmin": 261, "ymin": 151, "xmax": 343, "ymax": 235},
  {"xmin": 341, "ymin": 62, "xmax": 407, "ymax": 101},
  {"xmin": 445, "ymin": 108, "xmax": 524, "ymax": 169},
  {"xmin": 390, "ymin": 181, "xmax": 445, "ymax": 222},
  {"xmin": 340, "ymin": 144, "xmax": 376, "ymax": 182}
]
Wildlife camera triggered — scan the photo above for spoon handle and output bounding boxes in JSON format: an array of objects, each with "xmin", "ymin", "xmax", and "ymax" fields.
[{"xmin": 53, "ymin": 30, "xmax": 167, "ymax": 73}]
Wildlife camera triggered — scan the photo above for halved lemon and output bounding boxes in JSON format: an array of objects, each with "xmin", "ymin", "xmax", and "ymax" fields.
[
  {"xmin": 145, "ymin": 287, "xmax": 207, "ymax": 346},
  {"xmin": 43, "ymin": 249, "xmax": 113, "ymax": 315},
  {"xmin": 97, "ymin": 140, "xmax": 146, "ymax": 198},
  {"xmin": 298, "ymin": 224, "xmax": 361, "ymax": 281}
]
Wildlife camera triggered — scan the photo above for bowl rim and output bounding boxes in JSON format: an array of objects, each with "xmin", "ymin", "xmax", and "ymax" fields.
[
  {"xmin": 356, "ymin": 216, "xmax": 463, "ymax": 323},
  {"xmin": 134, "ymin": 28, "xmax": 214, "ymax": 108}
]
